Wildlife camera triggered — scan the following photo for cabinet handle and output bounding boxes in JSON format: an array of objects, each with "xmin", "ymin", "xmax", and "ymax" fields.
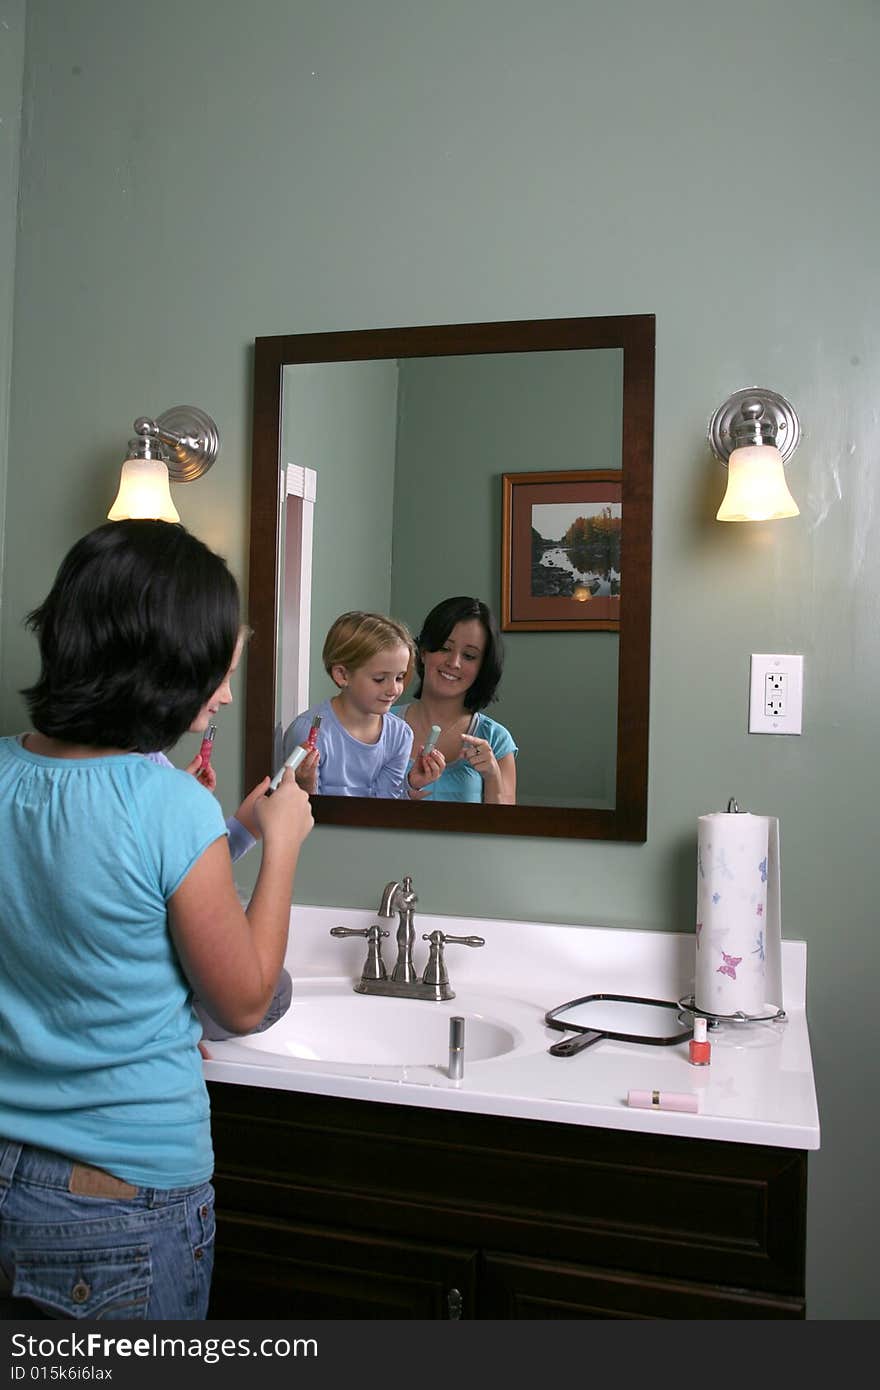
[{"xmin": 447, "ymin": 1287, "xmax": 463, "ymax": 1320}]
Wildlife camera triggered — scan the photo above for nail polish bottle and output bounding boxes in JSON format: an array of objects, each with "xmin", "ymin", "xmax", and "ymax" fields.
[{"xmin": 689, "ymin": 1015, "xmax": 711, "ymax": 1066}]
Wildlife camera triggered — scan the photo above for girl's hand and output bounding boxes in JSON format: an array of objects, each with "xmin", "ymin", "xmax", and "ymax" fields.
[
  {"xmin": 185, "ymin": 752, "xmax": 217, "ymax": 793},
  {"xmin": 294, "ymin": 747, "xmax": 320, "ymax": 794},
  {"xmin": 255, "ymin": 768, "xmax": 314, "ymax": 847},
  {"xmin": 234, "ymin": 776, "xmax": 271, "ymax": 838},
  {"xmin": 408, "ymin": 747, "xmax": 446, "ymax": 793}
]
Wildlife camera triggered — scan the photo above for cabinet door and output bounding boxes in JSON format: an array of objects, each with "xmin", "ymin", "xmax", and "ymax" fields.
[
  {"xmin": 480, "ymin": 1253, "xmax": 805, "ymax": 1319},
  {"xmin": 209, "ymin": 1212, "xmax": 476, "ymax": 1320}
]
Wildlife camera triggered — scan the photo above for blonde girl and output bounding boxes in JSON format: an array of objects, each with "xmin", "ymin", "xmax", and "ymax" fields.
[{"xmin": 282, "ymin": 611, "xmax": 444, "ymax": 798}]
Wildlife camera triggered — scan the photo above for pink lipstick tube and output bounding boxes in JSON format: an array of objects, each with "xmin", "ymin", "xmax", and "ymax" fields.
[
  {"xmin": 627, "ymin": 1089, "xmax": 699, "ymax": 1114},
  {"xmin": 198, "ymin": 723, "xmax": 217, "ymax": 769}
]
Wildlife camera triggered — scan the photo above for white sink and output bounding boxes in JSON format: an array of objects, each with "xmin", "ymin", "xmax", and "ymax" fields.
[{"xmin": 235, "ymin": 981, "xmax": 527, "ymax": 1066}]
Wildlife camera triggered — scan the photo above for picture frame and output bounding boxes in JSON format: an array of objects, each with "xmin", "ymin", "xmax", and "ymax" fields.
[{"xmin": 501, "ymin": 469, "xmax": 622, "ymax": 632}]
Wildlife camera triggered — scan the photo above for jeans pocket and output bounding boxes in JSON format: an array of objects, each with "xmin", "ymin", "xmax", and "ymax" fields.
[
  {"xmin": 12, "ymin": 1243, "xmax": 151, "ymax": 1320},
  {"xmin": 185, "ymin": 1186, "xmax": 215, "ymax": 1320}
]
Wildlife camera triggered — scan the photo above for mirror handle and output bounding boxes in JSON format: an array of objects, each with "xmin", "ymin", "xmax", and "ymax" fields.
[{"xmin": 548, "ymin": 1029, "xmax": 604, "ymax": 1058}]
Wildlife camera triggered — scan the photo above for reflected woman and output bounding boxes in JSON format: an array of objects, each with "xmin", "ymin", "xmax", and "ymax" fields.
[{"xmin": 394, "ymin": 596, "xmax": 517, "ymax": 804}]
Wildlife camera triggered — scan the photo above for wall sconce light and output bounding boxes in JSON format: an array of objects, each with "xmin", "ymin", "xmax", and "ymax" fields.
[
  {"xmin": 707, "ymin": 387, "xmax": 800, "ymax": 521},
  {"xmin": 107, "ymin": 406, "xmax": 220, "ymax": 522}
]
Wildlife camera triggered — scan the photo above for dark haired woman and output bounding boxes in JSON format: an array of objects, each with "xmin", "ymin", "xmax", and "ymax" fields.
[
  {"xmin": 0, "ymin": 520, "xmax": 313, "ymax": 1320},
  {"xmin": 393, "ymin": 595, "xmax": 517, "ymax": 804}
]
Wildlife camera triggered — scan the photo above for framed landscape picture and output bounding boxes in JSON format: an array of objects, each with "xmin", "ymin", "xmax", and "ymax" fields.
[{"xmin": 501, "ymin": 470, "xmax": 622, "ymax": 632}]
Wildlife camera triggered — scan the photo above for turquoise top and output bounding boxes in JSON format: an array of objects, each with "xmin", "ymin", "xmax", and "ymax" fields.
[
  {"xmin": 392, "ymin": 706, "xmax": 517, "ymax": 803},
  {"xmin": 0, "ymin": 736, "xmax": 227, "ymax": 1188}
]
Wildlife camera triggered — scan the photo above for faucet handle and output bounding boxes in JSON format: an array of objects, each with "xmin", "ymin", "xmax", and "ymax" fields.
[
  {"xmin": 430, "ymin": 933, "xmax": 485, "ymax": 949},
  {"xmin": 330, "ymin": 926, "xmax": 389, "ymax": 939},
  {"xmin": 330, "ymin": 923, "xmax": 389, "ymax": 984},
  {"xmin": 420, "ymin": 929, "xmax": 485, "ymax": 992}
]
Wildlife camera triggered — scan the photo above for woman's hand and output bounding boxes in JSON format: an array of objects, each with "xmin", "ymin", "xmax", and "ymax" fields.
[
  {"xmin": 459, "ymin": 733, "xmax": 497, "ymax": 781},
  {"xmin": 407, "ymin": 746, "xmax": 446, "ymax": 796},
  {"xmin": 459, "ymin": 734, "xmax": 517, "ymax": 805},
  {"xmin": 185, "ymin": 752, "xmax": 217, "ymax": 793}
]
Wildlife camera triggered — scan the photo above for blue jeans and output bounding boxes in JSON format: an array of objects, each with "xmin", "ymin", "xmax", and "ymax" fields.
[{"xmin": 0, "ymin": 1141, "xmax": 214, "ymax": 1320}]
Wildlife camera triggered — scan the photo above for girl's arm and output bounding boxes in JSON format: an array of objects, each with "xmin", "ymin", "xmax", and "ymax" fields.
[
  {"xmin": 168, "ymin": 771, "xmax": 313, "ymax": 1033},
  {"xmin": 372, "ymin": 727, "xmax": 414, "ymax": 800}
]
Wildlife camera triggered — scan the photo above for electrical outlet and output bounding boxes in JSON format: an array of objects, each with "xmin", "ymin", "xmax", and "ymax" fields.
[
  {"xmin": 750, "ymin": 654, "xmax": 803, "ymax": 734},
  {"xmin": 764, "ymin": 671, "xmax": 787, "ymax": 717}
]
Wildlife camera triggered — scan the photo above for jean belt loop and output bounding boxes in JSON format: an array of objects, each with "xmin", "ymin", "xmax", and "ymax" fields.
[{"xmin": 0, "ymin": 1140, "xmax": 24, "ymax": 1189}]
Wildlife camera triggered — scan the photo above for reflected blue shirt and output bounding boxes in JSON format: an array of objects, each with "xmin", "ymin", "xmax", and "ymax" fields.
[{"xmin": 392, "ymin": 706, "xmax": 517, "ymax": 803}]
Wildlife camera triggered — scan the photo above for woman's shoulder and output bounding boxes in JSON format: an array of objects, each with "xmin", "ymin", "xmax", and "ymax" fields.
[
  {"xmin": 473, "ymin": 711, "xmax": 517, "ymax": 754},
  {"xmin": 133, "ymin": 754, "xmax": 218, "ymax": 807}
]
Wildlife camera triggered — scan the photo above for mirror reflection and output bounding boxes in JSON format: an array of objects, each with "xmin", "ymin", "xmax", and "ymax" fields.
[
  {"xmin": 281, "ymin": 599, "xmax": 518, "ymax": 804},
  {"xmin": 278, "ymin": 348, "xmax": 622, "ymax": 809},
  {"xmin": 245, "ymin": 315, "xmax": 654, "ymax": 841}
]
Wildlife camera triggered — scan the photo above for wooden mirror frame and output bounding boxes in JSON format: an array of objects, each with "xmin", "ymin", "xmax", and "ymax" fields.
[{"xmin": 245, "ymin": 314, "xmax": 654, "ymax": 840}]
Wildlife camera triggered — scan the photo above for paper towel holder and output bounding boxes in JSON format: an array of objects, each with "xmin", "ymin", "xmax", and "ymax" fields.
[
  {"xmin": 678, "ymin": 995, "xmax": 786, "ymax": 1027},
  {"xmin": 727, "ymin": 797, "xmax": 741, "ymax": 813}
]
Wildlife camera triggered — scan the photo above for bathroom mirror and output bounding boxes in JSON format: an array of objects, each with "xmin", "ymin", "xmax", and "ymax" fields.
[{"xmin": 245, "ymin": 315, "xmax": 654, "ymax": 840}]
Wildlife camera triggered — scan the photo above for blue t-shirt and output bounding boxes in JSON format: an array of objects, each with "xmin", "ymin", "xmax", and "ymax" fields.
[
  {"xmin": 0, "ymin": 736, "xmax": 227, "ymax": 1188},
  {"xmin": 146, "ymin": 749, "xmax": 255, "ymax": 862},
  {"xmin": 392, "ymin": 706, "xmax": 518, "ymax": 803},
  {"xmin": 282, "ymin": 698, "xmax": 413, "ymax": 798}
]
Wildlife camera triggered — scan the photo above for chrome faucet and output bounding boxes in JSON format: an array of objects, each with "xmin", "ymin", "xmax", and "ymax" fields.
[
  {"xmin": 330, "ymin": 874, "xmax": 485, "ymax": 1001},
  {"xmin": 379, "ymin": 877, "xmax": 419, "ymax": 985}
]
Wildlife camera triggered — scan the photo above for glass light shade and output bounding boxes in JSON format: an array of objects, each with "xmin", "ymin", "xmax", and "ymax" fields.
[
  {"xmin": 715, "ymin": 444, "xmax": 800, "ymax": 522},
  {"xmin": 107, "ymin": 458, "xmax": 180, "ymax": 523}
]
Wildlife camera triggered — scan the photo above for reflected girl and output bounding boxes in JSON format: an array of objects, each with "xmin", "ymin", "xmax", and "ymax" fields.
[
  {"xmin": 283, "ymin": 611, "xmax": 444, "ymax": 798},
  {"xmin": 394, "ymin": 596, "xmax": 517, "ymax": 804}
]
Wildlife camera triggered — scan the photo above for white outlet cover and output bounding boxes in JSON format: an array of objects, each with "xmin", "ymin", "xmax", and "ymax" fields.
[{"xmin": 749, "ymin": 654, "xmax": 803, "ymax": 735}]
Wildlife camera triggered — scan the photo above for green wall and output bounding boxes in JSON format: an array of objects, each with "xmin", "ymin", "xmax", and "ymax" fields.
[
  {"xmin": 391, "ymin": 349, "xmax": 620, "ymax": 807},
  {"xmin": 2, "ymin": 0, "xmax": 878, "ymax": 1318},
  {"xmin": 0, "ymin": 0, "xmax": 26, "ymax": 643},
  {"xmin": 282, "ymin": 357, "xmax": 398, "ymax": 715}
]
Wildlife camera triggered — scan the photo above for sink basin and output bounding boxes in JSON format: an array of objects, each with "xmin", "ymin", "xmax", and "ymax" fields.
[{"xmin": 236, "ymin": 983, "xmax": 522, "ymax": 1066}]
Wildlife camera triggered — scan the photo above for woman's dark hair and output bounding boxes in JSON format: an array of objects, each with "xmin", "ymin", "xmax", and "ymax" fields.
[
  {"xmin": 413, "ymin": 596, "xmax": 504, "ymax": 712},
  {"xmin": 22, "ymin": 520, "xmax": 241, "ymax": 752}
]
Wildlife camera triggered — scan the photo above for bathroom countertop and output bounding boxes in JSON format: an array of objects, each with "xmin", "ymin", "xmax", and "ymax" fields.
[{"xmin": 202, "ymin": 904, "xmax": 820, "ymax": 1151}]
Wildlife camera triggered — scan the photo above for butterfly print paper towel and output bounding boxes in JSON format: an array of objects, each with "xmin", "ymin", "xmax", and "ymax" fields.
[{"xmin": 694, "ymin": 811, "xmax": 783, "ymax": 1016}]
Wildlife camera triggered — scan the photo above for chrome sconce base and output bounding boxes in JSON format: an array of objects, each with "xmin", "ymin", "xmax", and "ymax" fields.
[
  {"xmin": 131, "ymin": 406, "xmax": 220, "ymax": 482},
  {"xmin": 707, "ymin": 387, "xmax": 800, "ymax": 466}
]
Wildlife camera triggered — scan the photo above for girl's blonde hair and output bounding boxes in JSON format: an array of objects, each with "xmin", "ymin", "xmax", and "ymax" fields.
[{"xmin": 323, "ymin": 611, "xmax": 415, "ymax": 689}]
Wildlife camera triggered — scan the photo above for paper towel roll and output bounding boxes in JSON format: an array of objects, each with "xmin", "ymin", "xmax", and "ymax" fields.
[{"xmin": 694, "ymin": 811, "xmax": 783, "ymax": 1016}]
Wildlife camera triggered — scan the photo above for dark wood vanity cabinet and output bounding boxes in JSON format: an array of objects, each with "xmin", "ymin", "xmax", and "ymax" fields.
[{"xmin": 206, "ymin": 1083, "xmax": 807, "ymax": 1320}]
